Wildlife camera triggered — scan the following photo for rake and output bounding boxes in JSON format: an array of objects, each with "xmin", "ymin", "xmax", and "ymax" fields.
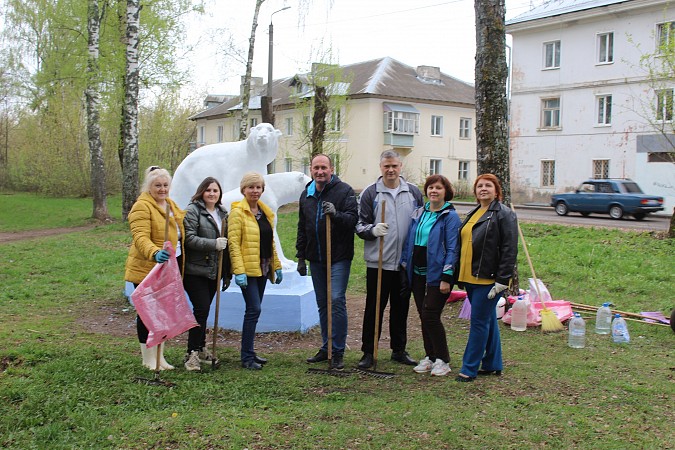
[
  {"xmin": 210, "ymin": 218, "xmax": 227, "ymax": 370},
  {"xmin": 307, "ymin": 214, "xmax": 351, "ymax": 377},
  {"xmin": 353, "ymin": 201, "xmax": 395, "ymax": 379},
  {"xmin": 135, "ymin": 204, "xmax": 176, "ymax": 387}
]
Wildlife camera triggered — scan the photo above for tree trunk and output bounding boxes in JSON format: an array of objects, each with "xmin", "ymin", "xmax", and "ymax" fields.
[
  {"xmin": 121, "ymin": 0, "xmax": 141, "ymax": 221},
  {"xmin": 86, "ymin": 0, "xmax": 110, "ymax": 222},
  {"xmin": 239, "ymin": 0, "xmax": 265, "ymax": 141},
  {"xmin": 474, "ymin": 0, "xmax": 511, "ymax": 204},
  {"xmin": 311, "ymin": 85, "xmax": 328, "ymax": 156}
]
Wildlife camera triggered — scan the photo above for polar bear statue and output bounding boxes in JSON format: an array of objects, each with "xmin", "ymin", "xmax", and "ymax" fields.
[{"xmin": 171, "ymin": 123, "xmax": 282, "ymax": 209}]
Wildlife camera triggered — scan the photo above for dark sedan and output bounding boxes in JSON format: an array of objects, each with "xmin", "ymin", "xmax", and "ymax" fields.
[{"xmin": 551, "ymin": 179, "xmax": 664, "ymax": 220}]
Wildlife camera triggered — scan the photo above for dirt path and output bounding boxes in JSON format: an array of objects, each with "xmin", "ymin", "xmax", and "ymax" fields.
[{"xmin": 0, "ymin": 224, "xmax": 99, "ymax": 243}]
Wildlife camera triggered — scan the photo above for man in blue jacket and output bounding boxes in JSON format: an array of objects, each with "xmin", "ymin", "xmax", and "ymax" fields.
[
  {"xmin": 296, "ymin": 154, "xmax": 358, "ymax": 370},
  {"xmin": 355, "ymin": 151, "xmax": 423, "ymax": 369}
]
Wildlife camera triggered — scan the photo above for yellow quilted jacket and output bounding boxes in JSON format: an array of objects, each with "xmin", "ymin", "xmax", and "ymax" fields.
[
  {"xmin": 124, "ymin": 192, "xmax": 186, "ymax": 284},
  {"xmin": 228, "ymin": 199, "xmax": 281, "ymax": 280}
]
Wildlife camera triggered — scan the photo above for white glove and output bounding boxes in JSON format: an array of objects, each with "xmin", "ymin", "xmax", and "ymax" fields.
[
  {"xmin": 215, "ymin": 237, "xmax": 228, "ymax": 250},
  {"xmin": 372, "ymin": 223, "xmax": 389, "ymax": 237},
  {"xmin": 487, "ymin": 282, "xmax": 508, "ymax": 299}
]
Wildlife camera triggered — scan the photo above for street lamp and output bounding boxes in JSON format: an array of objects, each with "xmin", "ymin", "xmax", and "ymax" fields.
[{"xmin": 263, "ymin": 6, "xmax": 291, "ymax": 127}]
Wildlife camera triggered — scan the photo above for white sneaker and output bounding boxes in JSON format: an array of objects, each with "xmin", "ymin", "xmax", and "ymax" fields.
[
  {"xmin": 413, "ymin": 356, "xmax": 433, "ymax": 373},
  {"xmin": 184, "ymin": 350, "xmax": 201, "ymax": 372},
  {"xmin": 430, "ymin": 359, "xmax": 451, "ymax": 377}
]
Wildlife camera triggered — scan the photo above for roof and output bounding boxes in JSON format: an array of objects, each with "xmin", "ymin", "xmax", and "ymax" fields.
[
  {"xmin": 189, "ymin": 56, "xmax": 475, "ymax": 121},
  {"xmin": 506, "ymin": 0, "xmax": 630, "ymax": 25}
]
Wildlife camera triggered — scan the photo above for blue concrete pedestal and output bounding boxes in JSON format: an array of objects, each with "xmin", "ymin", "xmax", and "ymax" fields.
[{"xmin": 125, "ymin": 271, "xmax": 318, "ymax": 334}]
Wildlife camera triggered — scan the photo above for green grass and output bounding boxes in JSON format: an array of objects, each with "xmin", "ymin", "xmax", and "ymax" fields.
[
  {"xmin": 0, "ymin": 192, "xmax": 124, "ymax": 231},
  {"xmin": 0, "ymin": 196, "xmax": 674, "ymax": 449}
]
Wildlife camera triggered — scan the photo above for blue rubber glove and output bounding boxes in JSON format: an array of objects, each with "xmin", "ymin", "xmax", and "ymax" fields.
[
  {"xmin": 275, "ymin": 269, "xmax": 283, "ymax": 284},
  {"xmin": 235, "ymin": 274, "xmax": 248, "ymax": 288},
  {"xmin": 154, "ymin": 249, "xmax": 170, "ymax": 263}
]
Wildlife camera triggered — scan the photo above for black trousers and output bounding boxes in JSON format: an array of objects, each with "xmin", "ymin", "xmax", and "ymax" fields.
[
  {"xmin": 411, "ymin": 273, "xmax": 450, "ymax": 363},
  {"xmin": 183, "ymin": 273, "xmax": 217, "ymax": 352},
  {"xmin": 360, "ymin": 267, "xmax": 411, "ymax": 354}
]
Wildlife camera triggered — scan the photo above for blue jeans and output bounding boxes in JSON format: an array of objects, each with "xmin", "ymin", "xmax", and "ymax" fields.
[
  {"xmin": 310, "ymin": 259, "xmax": 351, "ymax": 355},
  {"xmin": 459, "ymin": 283, "xmax": 503, "ymax": 377},
  {"xmin": 240, "ymin": 276, "xmax": 267, "ymax": 363}
]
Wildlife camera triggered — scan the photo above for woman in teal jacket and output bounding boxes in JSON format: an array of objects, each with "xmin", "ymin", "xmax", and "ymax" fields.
[{"xmin": 400, "ymin": 174, "xmax": 461, "ymax": 377}]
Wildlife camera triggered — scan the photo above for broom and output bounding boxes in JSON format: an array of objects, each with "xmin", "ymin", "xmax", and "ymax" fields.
[{"xmin": 512, "ymin": 205, "xmax": 564, "ymax": 332}]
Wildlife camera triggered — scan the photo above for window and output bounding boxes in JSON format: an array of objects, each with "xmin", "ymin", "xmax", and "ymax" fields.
[
  {"xmin": 330, "ymin": 153, "xmax": 340, "ymax": 176},
  {"xmin": 597, "ymin": 32, "xmax": 614, "ymax": 63},
  {"xmin": 541, "ymin": 160, "xmax": 555, "ymax": 187},
  {"xmin": 198, "ymin": 126, "xmax": 205, "ymax": 144},
  {"xmin": 302, "ymin": 157, "xmax": 310, "ymax": 175},
  {"xmin": 543, "ymin": 40, "xmax": 561, "ymax": 69},
  {"xmin": 459, "ymin": 118, "xmax": 471, "ymax": 139},
  {"xmin": 285, "ymin": 118, "xmax": 293, "ymax": 136},
  {"xmin": 656, "ymin": 89, "xmax": 673, "ymax": 121},
  {"xmin": 458, "ymin": 161, "xmax": 469, "ymax": 180},
  {"xmin": 250, "ymin": 118, "xmax": 258, "ymax": 128},
  {"xmin": 596, "ymin": 95, "xmax": 612, "ymax": 125},
  {"xmin": 656, "ymin": 22, "xmax": 675, "ymax": 54},
  {"xmin": 234, "ymin": 120, "xmax": 242, "ymax": 137},
  {"xmin": 592, "ymin": 159, "xmax": 609, "ymax": 179},
  {"xmin": 384, "ymin": 111, "xmax": 419, "ymax": 135},
  {"xmin": 541, "ymin": 97, "xmax": 561, "ymax": 128},
  {"xmin": 431, "ymin": 115, "xmax": 443, "ymax": 136},
  {"xmin": 268, "ymin": 159, "xmax": 276, "ymax": 173},
  {"xmin": 285, "ymin": 157, "xmax": 293, "ymax": 172},
  {"xmin": 217, "ymin": 126, "xmax": 223, "ymax": 143},
  {"xmin": 329, "ymin": 109, "xmax": 342, "ymax": 132},
  {"xmin": 302, "ymin": 115, "xmax": 311, "ymax": 134},
  {"xmin": 429, "ymin": 159, "xmax": 442, "ymax": 175}
]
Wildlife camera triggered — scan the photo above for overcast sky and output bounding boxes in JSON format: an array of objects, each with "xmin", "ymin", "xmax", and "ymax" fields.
[{"xmin": 181, "ymin": 0, "xmax": 537, "ymax": 97}]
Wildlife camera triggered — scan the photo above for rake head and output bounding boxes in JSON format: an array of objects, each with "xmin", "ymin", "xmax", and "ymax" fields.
[
  {"xmin": 352, "ymin": 368, "xmax": 395, "ymax": 379},
  {"xmin": 306, "ymin": 368, "xmax": 352, "ymax": 378}
]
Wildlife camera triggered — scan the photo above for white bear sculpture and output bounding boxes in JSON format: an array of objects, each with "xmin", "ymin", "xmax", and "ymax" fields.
[
  {"xmin": 171, "ymin": 123, "xmax": 282, "ymax": 209},
  {"xmin": 170, "ymin": 123, "xmax": 309, "ymax": 268}
]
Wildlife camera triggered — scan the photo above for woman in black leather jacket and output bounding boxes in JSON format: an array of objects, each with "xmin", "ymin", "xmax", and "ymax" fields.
[
  {"xmin": 455, "ymin": 174, "xmax": 518, "ymax": 382},
  {"xmin": 182, "ymin": 177, "xmax": 231, "ymax": 372}
]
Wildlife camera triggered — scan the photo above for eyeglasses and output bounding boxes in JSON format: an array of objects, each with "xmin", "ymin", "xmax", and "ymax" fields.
[{"xmin": 149, "ymin": 166, "xmax": 160, "ymax": 172}]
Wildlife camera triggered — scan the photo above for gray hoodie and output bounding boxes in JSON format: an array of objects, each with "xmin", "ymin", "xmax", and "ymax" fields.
[{"xmin": 356, "ymin": 176, "xmax": 423, "ymax": 270}]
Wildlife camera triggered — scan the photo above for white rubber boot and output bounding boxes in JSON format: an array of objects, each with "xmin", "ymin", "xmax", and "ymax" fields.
[
  {"xmin": 140, "ymin": 343, "xmax": 157, "ymax": 370},
  {"xmin": 158, "ymin": 342, "xmax": 175, "ymax": 370}
]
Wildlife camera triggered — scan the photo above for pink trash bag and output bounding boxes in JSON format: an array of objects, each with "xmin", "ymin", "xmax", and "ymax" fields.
[
  {"xmin": 131, "ymin": 242, "xmax": 198, "ymax": 348},
  {"xmin": 502, "ymin": 295, "xmax": 573, "ymax": 327}
]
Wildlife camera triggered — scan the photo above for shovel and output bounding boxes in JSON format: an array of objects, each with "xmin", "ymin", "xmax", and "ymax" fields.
[{"xmin": 354, "ymin": 201, "xmax": 394, "ymax": 379}]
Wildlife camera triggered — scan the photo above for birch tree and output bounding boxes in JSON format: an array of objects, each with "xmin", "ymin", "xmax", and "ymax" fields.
[
  {"xmin": 86, "ymin": 0, "xmax": 111, "ymax": 221},
  {"xmin": 474, "ymin": 0, "xmax": 511, "ymax": 203},
  {"xmin": 239, "ymin": 0, "xmax": 266, "ymax": 141},
  {"xmin": 120, "ymin": 0, "xmax": 141, "ymax": 220}
]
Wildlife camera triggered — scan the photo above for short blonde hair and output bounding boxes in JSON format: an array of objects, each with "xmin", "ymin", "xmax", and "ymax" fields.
[
  {"xmin": 141, "ymin": 166, "xmax": 172, "ymax": 193},
  {"xmin": 239, "ymin": 171, "xmax": 265, "ymax": 194}
]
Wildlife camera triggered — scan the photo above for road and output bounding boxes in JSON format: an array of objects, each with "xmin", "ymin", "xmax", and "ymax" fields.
[{"xmin": 453, "ymin": 203, "xmax": 671, "ymax": 232}]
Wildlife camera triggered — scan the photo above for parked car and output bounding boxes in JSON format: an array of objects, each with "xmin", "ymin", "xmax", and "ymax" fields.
[{"xmin": 550, "ymin": 179, "xmax": 664, "ymax": 220}]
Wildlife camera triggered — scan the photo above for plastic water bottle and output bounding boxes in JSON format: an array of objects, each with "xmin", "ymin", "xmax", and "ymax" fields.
[
  {"xmin": 595, "ymin": 302, "xmax": 612, "ymax": 334},
  {"xmin": 510, "ymin": 296, "xmax": 528, "ymax": 331},
  {"xmin": 568, "ymin": 313, "xmax": 586, "ymax": 348},
  {"xmin": 611, "ymin": 314, "xmax": 630, "ymax": 344}
]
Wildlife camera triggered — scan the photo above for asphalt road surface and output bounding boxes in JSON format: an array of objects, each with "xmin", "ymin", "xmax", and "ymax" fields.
[{"xmin": 453, "ymin": 203, "xmax": 670, "ymax": 232}]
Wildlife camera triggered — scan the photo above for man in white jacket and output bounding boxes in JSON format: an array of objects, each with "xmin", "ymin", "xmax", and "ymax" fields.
[{"xmin": 355, "ymin": 151, "xmax": 423, "ymax": 369}]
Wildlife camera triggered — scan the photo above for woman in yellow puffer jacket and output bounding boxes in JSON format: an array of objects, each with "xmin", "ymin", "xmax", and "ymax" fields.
[
  {"xmin": 124, "ymin": 166, "xmax": 186, "ymax": 371},
  {"xmin": 228, "ymin": 172, "xmax": 282, "ymax": 370}
]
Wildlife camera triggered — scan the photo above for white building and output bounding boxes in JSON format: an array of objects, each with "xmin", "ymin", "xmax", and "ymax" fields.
[
  {"xmin": 506, "ymin": 0, "xmax": 675, "ymax": 214},
  {"xmin": 189, "ymin": 57, "xmax": 477, "ymax": 191}
]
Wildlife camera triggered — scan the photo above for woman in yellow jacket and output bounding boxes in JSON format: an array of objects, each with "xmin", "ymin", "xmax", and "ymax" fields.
[
  {"xmin": 229, "ymin": 172, "xmax": 282, "ymax": 370},
  {"xmin": 124, "ymin": 166, "xmax": 186, "ymax": 370}
]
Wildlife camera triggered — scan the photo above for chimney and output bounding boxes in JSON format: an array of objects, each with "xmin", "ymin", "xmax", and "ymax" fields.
[
  {"xmin": 240, "ymin": 76, "xmax": 265, "ymax": 97},
  {"xmin": 416, "ymin": 65, "xmax": 442, "ymax": 84}
]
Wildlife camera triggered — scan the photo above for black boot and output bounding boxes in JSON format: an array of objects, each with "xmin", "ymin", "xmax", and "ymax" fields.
[
  {"xmin": 357, "ymin": 353, "xmax": 373, "ymax": 369},
  {"xmin": 391, "ymin": 351, "xmax": 417, "ymax": 366},
  {"xmin": 331, "ymin": 353, "xmax": 344, "ymax": 370}
]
